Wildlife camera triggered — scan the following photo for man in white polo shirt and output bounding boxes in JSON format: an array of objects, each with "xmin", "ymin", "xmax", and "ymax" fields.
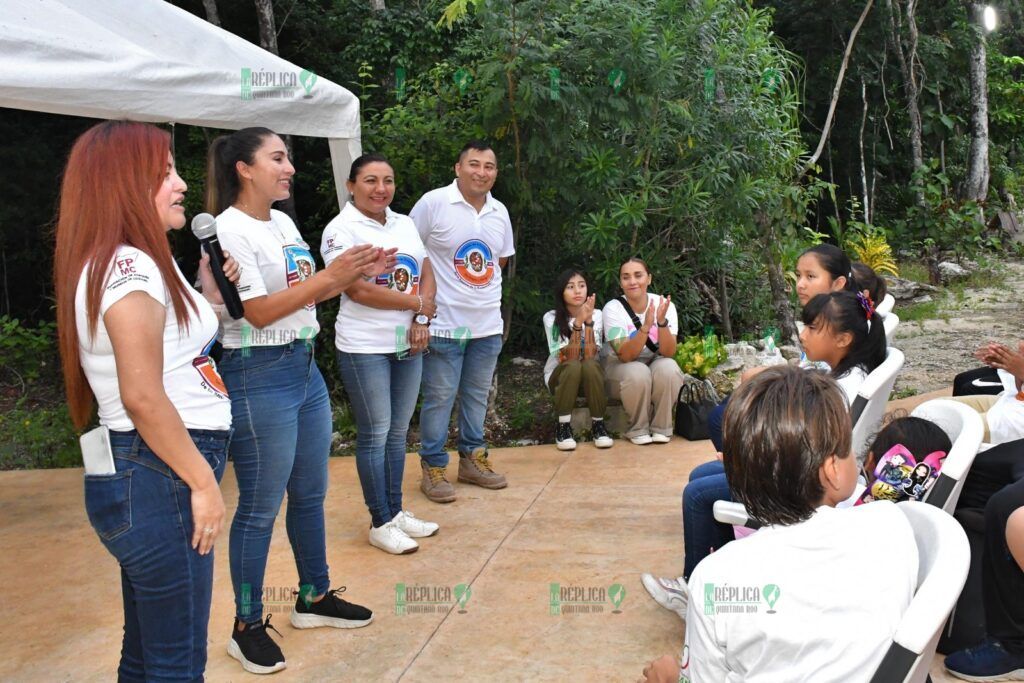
[{"xmin": 410, "ymin": 141, "xmax": 514, "ymax": 503}]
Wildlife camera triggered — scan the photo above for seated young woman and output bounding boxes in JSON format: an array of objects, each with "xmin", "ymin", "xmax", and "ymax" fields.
[
  {"xmin": 601, "ymin": 257, "xmax": 685, "ymax": 446},
  {"xmin": 642, "ymin": 289, "xmax": 887, "ymax": 620},
  {"xmin": 543, "ymin": 269, "xmax": 613, "ymax": 450},
  {"xmin": 638, "ymin": 366, "xmax": 918, "ymax": 683}
]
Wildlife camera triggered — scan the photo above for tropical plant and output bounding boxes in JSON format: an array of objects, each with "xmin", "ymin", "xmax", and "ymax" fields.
[
  {"xmin": 846, "ymin": 227, "xmax": 899, "ymax": 277},
  {"xmin": 675, "ymin": 333, "xmax": 729, "ymax": 379}
]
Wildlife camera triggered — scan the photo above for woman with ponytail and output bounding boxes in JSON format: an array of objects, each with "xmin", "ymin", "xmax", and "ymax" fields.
[
  {"xmin": 54, "ymin": 120, "xmax": 239, "ymax": 680},
  {"xmin": 206, "ymin": 128, "xmax": 389, "ymax": 674}
]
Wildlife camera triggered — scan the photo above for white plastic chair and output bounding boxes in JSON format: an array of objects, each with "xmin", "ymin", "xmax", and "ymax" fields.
[
  {"xmin": 909, "ymin": 399, "xmax": 984, "ymax": 514},
  {"xmin": 868, "ymin": 501, "xmax": 971, "ymax": 683},
  {"xmin": 876, "ymin": 293, "xmax": 896, "ymax": 317},
  {"xmin": 852, "ymin": 347, "xmax": 906, "ymax": 465},
  {"xmin": 883, "ymin": 312, "xmax": 900, "ymax": 344}
]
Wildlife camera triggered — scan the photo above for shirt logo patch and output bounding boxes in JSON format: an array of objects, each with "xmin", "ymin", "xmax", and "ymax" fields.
[
  {"xmin": 453, "ymin": 239, "xmax": 495, "ymax": 288},
  {"xmin": 193, "ymin": 336, "xmax": 228, "ymax": 398},
  {"xmin": 377, "ymin": 252, "xmax": 420, "ymax": 295},
  {"xmin": 283, "ymin": 244, "xmax": 316, "ymax": 310}
]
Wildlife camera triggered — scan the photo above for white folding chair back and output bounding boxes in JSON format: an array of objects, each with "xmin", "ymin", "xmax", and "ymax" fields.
[
  {"xmin": 876, "ymin": 293, "xmax": 896, "ymax": 317},
  {"xmin": 868, "ymin": 501, "xmax": 970, "ymax": 683},
  {"xmin": 851, "ymin": 347, "xmax": 906, "ymax": 465},
  {"xmin": 909, "ymin": 399, "xmax": 984, "ymax": 513},
  {"xmin": 883, "ymin": 312, "xmax": 900, "ymax": 344}
]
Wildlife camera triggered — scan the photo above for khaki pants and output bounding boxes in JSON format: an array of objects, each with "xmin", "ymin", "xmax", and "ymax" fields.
[
  {"xmin": 548, "ymin": 359, "xmax": 607, "ymax": 418},
  {"xmin": 603, "ymin": 354, "xmax": 685, "ymax": 438},
  {"xmin": 951, "ymin": 394, "xmax": 999, "ymax": 441}
]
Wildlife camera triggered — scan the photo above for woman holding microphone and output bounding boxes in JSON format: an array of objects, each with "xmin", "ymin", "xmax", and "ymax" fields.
[
  {"xmin": 207, "ymin": 127, "xmax": 389, "ymax": 674},
  {"xmin": 55, "ymin": 120, "xmax": 237, "ymax": 680},
  {"xmin": 321, "ymin": 153, "xmax": 440, "ymax": 555}
]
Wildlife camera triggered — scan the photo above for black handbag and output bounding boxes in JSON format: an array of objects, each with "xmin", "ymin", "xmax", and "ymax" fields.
[{"xmin": 675, "ymin": 379, "xmax": 720, "ymax": 441}]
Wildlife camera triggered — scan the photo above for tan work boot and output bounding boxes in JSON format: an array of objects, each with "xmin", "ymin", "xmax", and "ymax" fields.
[
  {"xmin": 457, "ymin": 448, "xmax": 508, "ymax": 489},
  {"xmin": 420, "ymin": 461, "xmax": 456, "ymax": 503}
]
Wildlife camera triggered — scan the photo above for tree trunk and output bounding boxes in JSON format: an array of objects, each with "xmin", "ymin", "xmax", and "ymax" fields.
[
  {"xmin": 202, "ymin": 0, "xmax": 221, "ymax": 26},
  {"xmin": 718, "ymin": 269, "xmax": 732, "ymax": 340},
  {"xmin": 254, "ymin": 0, "xmax": 279, "ymax": 54},
  {"xmin": 370, "ymin": 0, "xmax": 386, "ymax": 9},
  {"xmin": 756, "ymin": 213, "xmax": 797, "ymax": 341},
  {"xmin": 884, "ymin": 0, "xmax": 924, "ymax": 205},
  {"xmin": 859, "ymin": 79, "xmax": 870, "ymax": 223},
  {"xmin": 963, "ymin": 1, "xmax": 991, "ymax": 202}
]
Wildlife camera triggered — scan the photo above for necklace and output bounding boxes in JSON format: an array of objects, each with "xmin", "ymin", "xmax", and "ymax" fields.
[{"xmin": 235, "ymin": 200, "xmax": 272, "ymax": 222}]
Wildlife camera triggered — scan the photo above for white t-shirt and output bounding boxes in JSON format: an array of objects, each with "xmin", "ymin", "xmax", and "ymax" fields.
[
  {"xmin": 835, "ymin": 366, "xmax": 869, "ymax": 405},
  {"xmin": 601, "ymin": 293, "xmax": 678, "ymax": 362},
  {"xmin": 214, "ymin": 206, "xmax": 320, "ymax": 348},
  {"xmin": 683, "ymin": 502, "xmax": 918, "ymax": 683},
  {"xmin": 542, "ymin": 309, "xmax": 604, "ymax": 386},
  {"xmin": 983, "ymin": 391, "xmax": 1024, "ymax": 444},
  {"xmin": 76, "ymin": 246, "xmax": 232, "ymax": 432},
  {"xmin": 409, "ymin": 180, "xmax": 515, "ymax": 338},
  {"xmin": 321, "ymin": 202, "xmax": 428, "ymax": 354}
]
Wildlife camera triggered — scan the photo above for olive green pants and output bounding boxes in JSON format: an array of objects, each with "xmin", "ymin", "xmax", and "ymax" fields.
[{"xmin": 548, "ymin": 359, "xmax": 607, "ymax": 418}]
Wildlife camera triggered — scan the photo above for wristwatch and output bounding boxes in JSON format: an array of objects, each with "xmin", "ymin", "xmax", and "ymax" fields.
[
  {"xmin": 414, "ymin": 314, "xmax": 431, "ymax": 326},
  {"xmin": 657, "ymin": 321, "xmax": 669, "ymax": 327}
]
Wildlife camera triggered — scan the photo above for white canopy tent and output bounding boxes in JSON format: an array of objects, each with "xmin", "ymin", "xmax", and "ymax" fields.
[{"xmin": 0, "ymin": 0, "xmax": 360, "ymax": 205}]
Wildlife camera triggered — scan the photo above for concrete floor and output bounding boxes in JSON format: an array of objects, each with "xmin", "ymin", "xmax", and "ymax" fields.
[{"xmin": 2, "ymin": 389, "xmax": 962, "ymax": 682}]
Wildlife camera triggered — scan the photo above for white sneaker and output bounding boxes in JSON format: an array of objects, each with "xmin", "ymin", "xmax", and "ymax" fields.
[
  {"xmin": 556, "ymin": 422, "xmax": 577, "ymax": 451},
  {"xmin": 630, "ymin": 434, "xmax": 653, "ymax": 445},
  {"xmin": 651, "ymin": 433, "xmax": 671, "ymax": 444},
  {"xmin": 641, "ymin": 573, "xmax": 689, "ymax": 621},
  {"xmin": 394, "ymin": 510, "xmax": 439, "ymax": 538},
  {"xmin": 369, "ymin": 520, "xmax": 419, "ymax": 555}
]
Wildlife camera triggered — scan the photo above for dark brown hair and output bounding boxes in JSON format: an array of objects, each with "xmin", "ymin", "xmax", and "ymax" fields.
[
  {"xmin": 619, "ymin": 257, "xmax": 650, "ymax": 275},
  {"xmin": 723, "ymin": 365, "xmax": 852, "ymax": 526}
]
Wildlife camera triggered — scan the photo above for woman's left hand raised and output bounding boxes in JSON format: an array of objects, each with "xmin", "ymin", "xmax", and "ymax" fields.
[{"xmin": 656, "ymin": 294, "xmax": 671, "ymax": 325}]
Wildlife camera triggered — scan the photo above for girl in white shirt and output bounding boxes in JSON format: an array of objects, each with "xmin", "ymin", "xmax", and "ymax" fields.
[
  {"xmin": 543, "ymin": 269, "xmax": 612, "ymax": 451},
  {"xmin": 207, "ymin": 127, "xmax": 388, "ymax": 674},
  {"xmin": 321, "ymin": 153, "xmax": 441, "ymax": 555},
  {"xmin": 54, "ymin": 121, "xmax": 238, "ymax": 680}
]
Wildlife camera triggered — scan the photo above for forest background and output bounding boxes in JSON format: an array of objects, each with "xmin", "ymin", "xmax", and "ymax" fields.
[{"xmin": 2, "ymin": 0, "xmax": 1023, "ymax": 466}]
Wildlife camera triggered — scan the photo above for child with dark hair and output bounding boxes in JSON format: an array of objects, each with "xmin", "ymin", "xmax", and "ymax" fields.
[
  {"xmin": 543, "ymin": 269, "xmax": 612, "ymax": 450},
  {"xmin": 852, "ymin": 261, "xmax": 888, "ymax": 310},
  {"xmin": 857, "ymin": 416, "xmax": 952, "ymax": 505},
  {"xmin": 679, "ymin": 366, "xmax": 919, "ymax": 681},
  {"xmin": 795, "ymin": 243, "xmax": 858, "ymax": 306}
]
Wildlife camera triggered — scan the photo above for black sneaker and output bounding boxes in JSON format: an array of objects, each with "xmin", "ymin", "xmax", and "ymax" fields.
[
  {"xmin": 227, "ymin": 615, "xmax": 286, "ymax": 675},
  {"xmin": 591, "ymin": 419, "xmax": 613, "ymax": 448},
  {"xmin": 555, "ymin": 421, "xmax": 577, "ymax": 451},
  {"xmin": 290, "ymin": 586, "xmax": 373, "ymax": 629}
]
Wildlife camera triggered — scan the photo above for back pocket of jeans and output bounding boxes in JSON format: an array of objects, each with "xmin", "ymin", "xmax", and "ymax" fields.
[{"xmin": 84, "ymin": 470, "xmax": 133, "ymax": 541}]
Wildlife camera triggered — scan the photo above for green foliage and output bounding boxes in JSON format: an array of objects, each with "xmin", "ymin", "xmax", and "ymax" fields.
[
  {"xmin": 0, "ymin": 401, "xmax": 80, "ymax": 470},
  {"xmin": 893, "ymin": 163, "xmax": 990, "ymax": 258},
  {"xmin": 674, "ymin": 334, "xmax": 728, "ymax": 379},
  {"xmin": 0, "ymin": 315, "xmax": 57, "ymax": 384},
  {"xmin": 846, "ymin": 227, "xmax": 899, "ymax": 277}
]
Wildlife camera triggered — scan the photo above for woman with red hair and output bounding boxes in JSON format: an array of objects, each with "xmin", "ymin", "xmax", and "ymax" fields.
[{"xmin": 54, "ymin": 120, "xmax": 239, "ymax": 680}]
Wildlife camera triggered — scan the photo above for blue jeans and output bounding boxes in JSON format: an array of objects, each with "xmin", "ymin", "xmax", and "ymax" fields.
[
  {"xmin": 337, "ymin": 350, "xmax": 423, "ymax": 527},
  {"xmin": 220, "ymin": 342, "xmax": 332, "ymax": 623},
  {"xmin": 682, "ymin": 460, "xmax": 734, "ymax": 580},
  {"xmin": 418, "ymin": 333, "xmax": 503, "ymax": 467},
  {"xmin": 86, "ymin": 428, "xmax": 229, "ymax": 682}
]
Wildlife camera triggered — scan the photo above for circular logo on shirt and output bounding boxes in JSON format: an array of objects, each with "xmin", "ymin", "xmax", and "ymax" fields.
[
  {"xmin": 193, "ymin": 335, "xmax": 228, "ymax": 398},
  {"xmin": 453, "ymin": 239, "xmax": 495, "ymax": 288},
  {"xmin": 377, "ymin": 252, "xmax": 420, "ymax": 295}
]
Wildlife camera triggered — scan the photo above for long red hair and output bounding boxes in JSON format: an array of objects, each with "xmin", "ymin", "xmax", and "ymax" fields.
[{"xmin": 54, "ymin": 120, "xmax": 198, "ymax": 429}]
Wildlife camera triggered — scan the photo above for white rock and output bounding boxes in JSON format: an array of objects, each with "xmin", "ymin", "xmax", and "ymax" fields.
[
  {"xmin": 511, "ymin": 356, "xmax": 540, "ymax": 367},
  {"xmin": 938, "ymin": 261, "xmax": 970, "ymax": 283}
]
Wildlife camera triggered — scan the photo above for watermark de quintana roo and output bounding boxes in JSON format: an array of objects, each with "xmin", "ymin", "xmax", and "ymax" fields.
[
  {"xmin": 395, "ymin": 583, "xmax": 472, "ymax": 615},
  {"xmin": 549, "ymin": 583, "xmax": 626, "ymax": 615}
]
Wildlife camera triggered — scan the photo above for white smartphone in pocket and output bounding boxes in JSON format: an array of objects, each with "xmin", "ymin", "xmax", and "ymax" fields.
[{"xmin": 80, "ymin": 425, "xmax": 116, "ymax": 475}]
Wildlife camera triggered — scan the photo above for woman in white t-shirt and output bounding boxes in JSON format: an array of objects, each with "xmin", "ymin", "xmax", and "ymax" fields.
[
  {"xmin": 321, "ymin": 154, "xmax": 440, "ymax": 555},
  {"xmin": 207, "ymin": 127, "xmax": 388, "ymax": 674},
  {"xmin": 54, "ymin": 121, "xmax": 238, "ymax": 680},
  {"xmin": 543, "ymin": 269, "xmax": 612, "ymax": 451},
  {"xmin": 601, "ymin": 257, "xmax": 686, "ymax": 445}
]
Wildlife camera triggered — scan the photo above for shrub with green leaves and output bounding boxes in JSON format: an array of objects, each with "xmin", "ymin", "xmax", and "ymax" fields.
[{"xmin": 674, "ymin": 334, "xmax": 728, "ymax": 379}]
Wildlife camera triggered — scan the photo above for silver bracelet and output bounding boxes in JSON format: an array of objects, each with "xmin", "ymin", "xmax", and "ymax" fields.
[{"xmin": 416, "ymin": 295, "xmax": 424, "ymax": 313}]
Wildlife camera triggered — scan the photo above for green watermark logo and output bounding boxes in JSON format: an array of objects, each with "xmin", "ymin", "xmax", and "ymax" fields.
[
  {"xmin": 395, "ymin": 583, "xmax": 472, "ymax": 615},
  {"xmin": 549, "ymin": 583, "xmax": 625, "ymax": 615},
  {"xmin": 241, "ymin": 67, "xmax": 318, "ymax": 101},
  {"xmin": 703, "ymin": 583, "xmax": 781, "ymax": 616},
  {"xmin": 241, "ymin": 582, "xmax": 315, "ymax": 617}
]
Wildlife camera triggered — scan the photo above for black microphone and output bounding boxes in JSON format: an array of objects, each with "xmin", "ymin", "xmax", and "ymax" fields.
[{"xmin": 191, "ymin": 213, "xmax": 245, "ymax": 320}]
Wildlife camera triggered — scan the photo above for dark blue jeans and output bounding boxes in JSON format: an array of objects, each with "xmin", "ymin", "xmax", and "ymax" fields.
[
  {"xmin": 337, "ymin": 350, "xmax": 423, "ymax": 527},
  {"xmin": 220, "ymin": 342, "xmax": 332, "ymax": 623},
  {"xmin": 419, "ymin": 333, "xmax": 503, "ymax": 467},
  {"xmin": 86, "ymin": 428, "xmax": 229, "ymax": 682},
  {"xmin": 708, "ymin": 396, "xmax": 729, "ymax": 452},
  {"xmin": 682, "ymin": 460, "xmax": 734, "ymax": 580}
]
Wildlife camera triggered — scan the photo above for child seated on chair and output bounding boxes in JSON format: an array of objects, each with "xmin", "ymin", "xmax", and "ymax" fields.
[
  {"xmin": 676, "ymin": 366, "xmax": 919, "ymax": 682},
  {"xmin": 857, "ymin": 416, "xmax": 952, "ymax": 505},
  {"xmin": 543, "ymin": 269, "xmax": 613, "ymax": 451}
]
